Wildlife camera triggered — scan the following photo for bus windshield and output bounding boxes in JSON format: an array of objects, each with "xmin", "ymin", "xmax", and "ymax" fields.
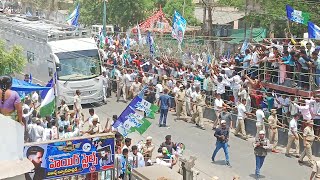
[{"xmin": 56, "ymin": 50, "xmax": 101, "ymax": 81}]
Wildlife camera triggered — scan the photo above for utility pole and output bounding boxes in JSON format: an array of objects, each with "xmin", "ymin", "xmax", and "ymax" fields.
[
  {"xmin": 207, "ymin": 0, "xmax": 214, "ymax": 49},
  {"xmin": 244, "ymin": 0, "xmax": 248, "ymax": 41},
  {"xmin": 183, "ymin": 0, "xmax": 186, "ymax": 16}
]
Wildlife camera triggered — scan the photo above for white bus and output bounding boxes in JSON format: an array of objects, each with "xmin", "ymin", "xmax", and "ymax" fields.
[
  {"xmin": 91, "ymin": 24, "xmax": 114, "ymax": 37},
  {"xmin": 0, "ymin": 15, "xmax": 104, "ymax": 105}
]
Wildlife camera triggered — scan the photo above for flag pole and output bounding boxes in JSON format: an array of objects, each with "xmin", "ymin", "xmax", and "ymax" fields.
[{"xmin": 102, "ymin": 0, "xmax": 107, "ymax": 37}]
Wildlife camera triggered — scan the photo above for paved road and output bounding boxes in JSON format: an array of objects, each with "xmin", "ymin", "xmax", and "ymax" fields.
[{"xmin": 82, "ymin": 95, "xmax": 312, "ymax": 180}]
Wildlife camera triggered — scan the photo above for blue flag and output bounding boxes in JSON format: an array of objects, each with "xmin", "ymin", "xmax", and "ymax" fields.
[
  {"xmin": 286, "ymin": 5, "xmax": 310, "ymax": 25},
  {"xmin": 66, "ymin": 4, "xmax": 80, "ymax": 27},
  {"xmin": 126, "ymin": 32, "xmax": 130, "ymax": 50},
  {"xmin": 129, "ymin": 96, "xmax": 159, "ymax": 119},
  {"xmin": 308, "ymin": 22, "xmax": 320, "ymax": 40},
  {"xmin": 113, "ymin": 106, "xmax": 151, "ymax": 136},
  {"xmin": 240, "ymin": 39, "xmax": 249, "ymax": 55},
  {"xmin": 40, "ymin": 78, "xmax": 54, "ymax": 99},
  {"xmin": 147, "ymin": 32, "xmax": 155, "ymax": 57},
  {"xmin": 172, "ymin": 11, "xmax": 187, "ymax": 43}
]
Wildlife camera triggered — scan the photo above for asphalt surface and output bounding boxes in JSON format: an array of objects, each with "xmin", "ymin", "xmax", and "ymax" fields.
[{"xmin": 81, "ymin": 95, "xmax": 312, "ymax": 180}]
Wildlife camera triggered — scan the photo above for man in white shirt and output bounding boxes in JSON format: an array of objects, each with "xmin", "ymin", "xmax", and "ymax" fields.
[
  {"xmin": 191, "ymin": 86, "xmax": 200, "ymax": 116},
  {"xmin": 73, "ymin": 90, "xmax": 82, "ymax": 120},
  {"xmin": 101, "ymin": 71, "xmax": 109, "ymax": 103},
  {"xmin": 85, "ymin": 108, "xmax": 100, "ymax": 126},
  {"xmin": 213, "ymin": 94, "xmax": 229, "ymax": 129},
  {"xmin": 155, "ymin": 83, "xmax": 163, "ymax": 105},
  {"xmin": 28, "ymin": 119, "xmax": 44, "ymax": 142},
  {"xmin": 116, "ymin": 69, "xmax": 125, "ymax": 102},
  {"xmin": 185, "ymin": 84, "xmax": 193, "ymax": 116},
  {"xmin": 129, "ymin": 145, "xmax": 145, "ymax": 168},
  {"xmin": 228, "ymin": 71, "xmax": 242, "ymax": 105},
  {"xmin": 285, "ymin": 114, "xmax": 300, "ymax": 157},
  {"xmin": 235, "ymin": 99, "xmax": 251, "ymax": 139},
  {"xmin": 255, "ymin": 105, "xmax": 266, "ymax": 137},
  {"xmin": 124, "ymin": 70, "xmax": 133, "ymax": 101},
  {"xmin": 250, "ymin": 48, "xmax": 260, "ymax": 78},
  {"xmin": 31, "ymin": 91, "xmax": 39, "ymax": 107}
]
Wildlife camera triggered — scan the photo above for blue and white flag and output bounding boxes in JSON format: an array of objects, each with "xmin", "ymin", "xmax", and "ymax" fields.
[
  {"xmin": 308, "ymin": 22, "xmax": 320, "ymax": 40},
  {"xmin": 129, "ymin": 96, "xmax": 159, "ymax": 119},
  {"xmin": 172, "ymin": 11, "xmax": 187, "ymax": 43},
  {"xmin": 66, "ymin": 4, "xmax": 80, "ymax": 27},
  {"xmin": 286, "ymin": 5, "xmax": 310, "ymax": 25},
  {"xmin": 113, "ymin": 106, "xmax": 151, "ymax": 136},
  {"xmin": 240, "ymin": 39, "xmax": 249, "ymax": 55},
  {"xmin": 147, "ymin": 31, "xmax": 155, "ymax": 57},
  {"xmin": 125, "ymin": 31, "xmax": 131, "ymax": 50},
  {"xmin": 40, "ymin": 78, "xmax": 54, "ymax": 99}
]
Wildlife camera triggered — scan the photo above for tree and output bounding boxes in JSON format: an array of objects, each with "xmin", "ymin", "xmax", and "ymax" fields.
[
  {"xmin": 77, "ymin": 0, "xmax": 104, "ymax": 27},
  {"xmin": 163, "ymin": 0, "xmax": 198, "ymax": 25},
  {"xmin": 108, "ymin": 0, "xmax": 154, "ymax": 29},
  {"xmin": 218, "ymin": 0, "xmax": 320, "ymax": 37},
  {"xmin": 0, "ymin": 40, "xmax": 27, "ymax": 76},
  {"xmin": 77, "ymin": 0, "xmax": 154, "ymax": 28}
]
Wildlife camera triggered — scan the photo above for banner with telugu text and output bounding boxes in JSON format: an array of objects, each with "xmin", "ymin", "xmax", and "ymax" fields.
[{"xmin": 24, "ymin": 136, "xmax": 114, "ymax": 179}]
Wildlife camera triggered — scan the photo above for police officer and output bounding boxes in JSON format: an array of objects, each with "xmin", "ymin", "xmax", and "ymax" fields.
[
  {"xmin": 253, "ymin": 130, "xmax": 271, "ymax": 180},
  {"xmin": 175, "ymin": 85, "xmax": 186, "ymax": 120},
  {"xmin": 268, "ymin": 109, "xmax": 281, "ymax": 153},
  {"xmin": 298, "ymin": 120, "xmax": 315, "ymax": 166},
  {"xmin": 191, "ymin": 90, "xmax": 206, "ymax": 130},
  {"xmin": 310, "ymin": 160, "xmax": 320, "ymax": 180}
]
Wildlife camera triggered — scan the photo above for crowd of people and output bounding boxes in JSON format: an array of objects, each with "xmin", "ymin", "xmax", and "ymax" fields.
[
  {"xmin": 1, "ymin": 30, "xmax": 320, "ymax": 179},
  {"xmin": 96, "ymin": 33, "xmax": 320, "ymax": 178}
]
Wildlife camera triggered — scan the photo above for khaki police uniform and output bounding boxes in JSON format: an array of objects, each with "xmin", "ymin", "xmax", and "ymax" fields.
[
  {"xmin": 176, "ymin": 90, "xmax": 186, "ymax": 119},
  {"xmin": 299, "ymin": 125, "xmax": 315, "ymax": 164},
  {"xmin": 312, "ymin": 161, "xmax": 320, "ymax": 180},
  {"xmin": 268, "ymin": 114, "xmax": 279, "ymax": 150},
  {"xmin": 191, "ymin": 93, "xmax": 206, "ymax": 128}
]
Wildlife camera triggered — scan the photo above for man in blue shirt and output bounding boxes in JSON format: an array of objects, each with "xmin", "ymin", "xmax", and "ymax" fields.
[
  {"xmin": 158, "ymin": 88, "xmax": 171, "ymax": 127},
  {"xmin": 211, "ymin": 120, "xmax": 230, "ymax": 166}
]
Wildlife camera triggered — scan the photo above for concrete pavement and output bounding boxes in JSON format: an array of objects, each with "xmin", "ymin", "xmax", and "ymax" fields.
[{"xmin": 82, "ymin": 95, "xmax": 312, "ymax": 180}]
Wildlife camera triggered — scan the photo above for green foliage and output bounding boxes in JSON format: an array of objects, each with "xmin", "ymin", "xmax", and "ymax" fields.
[
  {"xmin": 77, "ymin": 0, "xmax": 103, "ymax": 27},
  {"xmin": 77, "ymin": 0, "xmax": 154, "ymax": 28},
  {"xmin": 0, "ymin": 40, "xmax": 27, "ymax": 76},
  {"xmin": 218, "ymin": 0, "xmax": 320, "ymax": 37},
  {"xmin": 217, "ymin": 0, "xmax": 244, "ymax": 9},
  {"xmin": 154, "ymin": 0, "xmax": 167, "ymax": 8},
  {"xmin": 108, "ymin": 0, "xmax": 154, "ymax": 29},
  {"xmin": 163, "ymin": 0, "xmax": 198, "ymax": 25}
]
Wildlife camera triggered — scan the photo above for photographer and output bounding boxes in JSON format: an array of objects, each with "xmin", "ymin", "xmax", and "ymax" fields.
[
  {"xmin": 253, "ymin": 130, "xmax": 271, "ymax": 180},
  {"xmin": 211, "ymin": 120, "xmax": 230, "ymax": 166}
]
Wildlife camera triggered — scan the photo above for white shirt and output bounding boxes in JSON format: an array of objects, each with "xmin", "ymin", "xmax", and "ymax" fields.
[
  {"xmin": 124, "ymin": 73, "xmax": 132, "ymax": 87},
  {"xmin": 32, "ymin": 92, "xmax": 39, "ymax": 103},
  {"xmin": 251, "ymin": 51, "xmax": 259, "ymax": 67},
  {"xmin": 28, "ymin": 124, "xmax": 44, "ymax": 142},
  {"xmin": 288, "ymin": 119, "xmax": 298, "ymax": 136},
  {"xmin": 237, "ymin": 103, "xmax": 247, "ymax": 120},
  {"xmin": 129, "ymin": 152, "xmax": 145, "ymax": 168},
  {"xmin": 42, "ymin": 128, "xmax": 52, "ymax": 141},
  {"xmin": 256, "ymin": 109, "xmax": 265, "ymax": 126},
  {"xmin": 282, "ymin": 97, "xmax": 290, "ymax": 113},
  {"xmin": 191, "ymin": 91, "xmax": 200, "ymax": 102},
  {"xmin": 88, "ymin": 114, "xmax": 100, "ymax": 125},
  {"xmin": 214, "ymin": 98, "xmax": 224, "ymax": 111},
  {"xmin": 155, "ymin": 84, "xmax": 163, "ymax": 99},
  {"xmin": 228, "ymin": 75, "xmax": 242, "ymax": 90},
  {"xmin": 73, "ymin": 95, "xmax": 82, "ymax": 110},
  {"xmin": 173, "ymin": 87, "xmax": 179, "ymax": 94}
]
